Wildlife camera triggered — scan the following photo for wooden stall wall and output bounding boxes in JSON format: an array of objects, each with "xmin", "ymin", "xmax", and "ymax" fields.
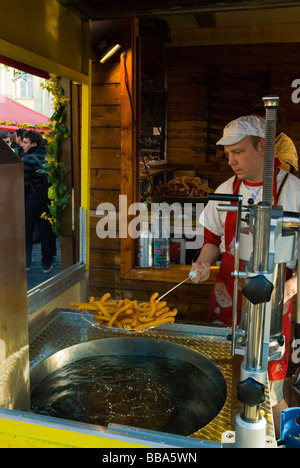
[
  {"xmin": 167, "ymin": 43, "xmax": 300, "ymax": 188},
  {"xmin": 89, "ymin": 58, "xmax": 121, "ymax": 279}
]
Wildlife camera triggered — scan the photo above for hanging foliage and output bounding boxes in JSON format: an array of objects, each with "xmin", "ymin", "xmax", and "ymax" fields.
[{"xmin": 39, "ymin": 74, "xmax": 71, "ymax": 237}]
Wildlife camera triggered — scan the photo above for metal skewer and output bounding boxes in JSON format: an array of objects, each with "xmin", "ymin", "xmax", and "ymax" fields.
[{"xmin": 158, "ymin": 270, "xmax": 198, "ymax": 302}]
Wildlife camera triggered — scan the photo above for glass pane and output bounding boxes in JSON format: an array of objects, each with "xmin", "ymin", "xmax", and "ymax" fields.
[{"xmin": 0, "ymin": 65, "xmax": 80, "ymax": 292}]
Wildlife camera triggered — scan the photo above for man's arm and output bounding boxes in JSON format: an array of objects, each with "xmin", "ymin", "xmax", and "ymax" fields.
[{"xmin": 284, "ymin": 271, "xmax": 298, "ymax": 303}]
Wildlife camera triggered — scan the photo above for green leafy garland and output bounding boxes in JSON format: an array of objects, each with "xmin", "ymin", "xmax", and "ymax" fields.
[{"xmin": 39, "ymin": 75, "xmax": 71, "ymax": 237}]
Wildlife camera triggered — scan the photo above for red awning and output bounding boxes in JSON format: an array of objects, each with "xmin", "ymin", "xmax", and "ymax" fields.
[
  {"xmin": 0, "ymin": 94, "xmax": 52, "ymax": 132},
  {"xmin": 0, "ymin": 56, "xmax": 50, "ymax": 80}
]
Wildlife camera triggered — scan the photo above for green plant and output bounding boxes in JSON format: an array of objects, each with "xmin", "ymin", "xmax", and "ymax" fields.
[{"xmin": 39, "ymin": 75, "xmax": 71, "ymax": 237}]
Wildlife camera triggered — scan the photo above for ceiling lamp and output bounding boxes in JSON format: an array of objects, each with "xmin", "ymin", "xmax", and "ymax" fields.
[{"xmin": 93, "ymin": 36, "xmax": 122, "ymax": 64}]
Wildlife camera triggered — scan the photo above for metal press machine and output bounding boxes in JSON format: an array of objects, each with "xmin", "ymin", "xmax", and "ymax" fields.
[{"xmin": 213, "ymin": 96, "xmax": 300, "ymax": 447}]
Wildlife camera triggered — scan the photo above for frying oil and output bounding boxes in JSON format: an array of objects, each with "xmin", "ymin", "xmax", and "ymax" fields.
[{"xmin": 31, "ymin": 355, "xmax": 225, "ymax": 436}]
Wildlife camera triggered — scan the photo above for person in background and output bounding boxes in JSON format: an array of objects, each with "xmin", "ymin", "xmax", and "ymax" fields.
[
  {"xmin": 22, "ymin": 129, "xmax": 56, "ymax": 274},
  {"xmin": 12, "ymin": 128, "xmax": 26, "ymax": 159},
  {"xmin": 190, "ymin": 115, "xmax": 300, "ymax": 437},
  {"xmin": 0, "ymin": 129, "xmax": 12, "ymax": 147},
  {"xmin": 250, "ymin": 100, "xmax": 298, "ymax": 174}
]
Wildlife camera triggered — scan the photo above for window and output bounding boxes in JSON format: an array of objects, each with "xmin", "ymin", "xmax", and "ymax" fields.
[{"xmin": 18, "ymin": 72, "xmax": 34, "ymax": 98}]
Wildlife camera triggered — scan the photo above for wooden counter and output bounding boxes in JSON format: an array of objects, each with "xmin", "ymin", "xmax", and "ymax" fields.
[{"xmin": 123, "ymin": 264, "xmax": 218, "ymax": 285}]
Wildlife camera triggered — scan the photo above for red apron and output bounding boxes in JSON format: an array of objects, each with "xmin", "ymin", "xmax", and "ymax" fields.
[
  {"xmin": 207, "ymin": 177, "xmax": 243, "ymax": 325},
  {"xmin": 207, "ymin": 175, "xmax": 293, "ymax": 380},
  {"xmin": 268, "ymin": 267, "xmax": 293, "ymax": 381}
]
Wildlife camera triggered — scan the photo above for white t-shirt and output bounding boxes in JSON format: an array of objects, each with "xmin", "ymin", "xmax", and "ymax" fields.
[{"xmin": 200, "ymin": 169, "xmax": 300, "ymax": 266}]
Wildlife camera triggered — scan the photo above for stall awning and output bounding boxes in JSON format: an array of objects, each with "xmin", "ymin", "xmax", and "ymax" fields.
[{"xmin": 0, "ymin": 94, "xmax": 52, "ymax": 132}]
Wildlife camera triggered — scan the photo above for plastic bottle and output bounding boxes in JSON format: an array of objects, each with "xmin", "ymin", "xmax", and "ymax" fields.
[{"xmin": 153, "ymin": 205, "xmax": 170, "ymax": 269}]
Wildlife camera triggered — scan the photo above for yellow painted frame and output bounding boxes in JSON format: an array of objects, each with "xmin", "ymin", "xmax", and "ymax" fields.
[
  {"xmin": 80, "ymin": 61, "xmax": 92, "ymax": 269},
  {"xmin": 0, "ymin": 412, "xmax": 150, "ymax": 448}
]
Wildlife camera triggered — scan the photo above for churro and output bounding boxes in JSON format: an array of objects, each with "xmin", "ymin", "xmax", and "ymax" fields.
[
  {"xmin": 155, "ymin": 176, "xmax": 214, "ymax": 198},
  {"xmin": 71, "ymin": 293, "xmax": 178, "ymax": 330}
]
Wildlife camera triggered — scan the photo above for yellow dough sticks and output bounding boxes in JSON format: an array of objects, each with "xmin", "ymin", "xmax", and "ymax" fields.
[{"xmin": 70, "ymin": 292, "xmax": 178, "ymax": 329}]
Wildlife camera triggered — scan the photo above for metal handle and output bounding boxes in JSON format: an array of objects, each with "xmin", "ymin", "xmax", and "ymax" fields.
[
  {"xmin": 214, "ymin": 193, "xmax": 244, "ymax": 356},
  {"xmin": 231, "ymin": 195, "xmax": 244, "ymax": 356},
  {"xmin": 208, "ymin": 193, "xmax": 242, "ymax": 203}
]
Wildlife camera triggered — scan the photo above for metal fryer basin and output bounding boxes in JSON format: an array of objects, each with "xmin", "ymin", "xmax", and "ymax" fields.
[{"xmin": 30, "ymin": 337, "xmax": 227, "ymax": 437}]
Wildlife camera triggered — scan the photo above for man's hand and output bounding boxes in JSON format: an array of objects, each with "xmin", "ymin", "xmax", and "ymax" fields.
[
  {"xmin": 284, "ymin": 273, "xmax": 297, "ymax": 304},
  {"xmin": 190, "ymin": 262, "xmax": 211, "ymax": 283}
]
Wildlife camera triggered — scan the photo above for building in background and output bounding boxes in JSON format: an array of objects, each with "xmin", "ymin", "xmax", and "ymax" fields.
[{"xmin": 0, "ymin": 64, "xmax": 53, "ymax": 117}]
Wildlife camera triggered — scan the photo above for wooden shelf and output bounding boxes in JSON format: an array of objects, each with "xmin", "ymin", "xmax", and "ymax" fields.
[
  {"xmin": 139, "ymin": 165, "xmax": 176, "ymax": 180},
  {"xmin": 141, "ymin": 149, "xmax": 161, "ymax": 152}
]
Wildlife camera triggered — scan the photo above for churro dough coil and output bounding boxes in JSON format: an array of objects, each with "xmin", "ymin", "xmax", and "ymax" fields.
[{"xmin": 156, "ymin": 176, "xmax": 214, "ymax": 198}]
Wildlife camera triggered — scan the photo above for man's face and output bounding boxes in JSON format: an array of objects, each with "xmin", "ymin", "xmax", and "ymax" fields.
[
  {"xmin": 22, "ymin": 137, "xmax": 36, "ymax": 153},
  {"xmin": 224, "ymin": 136, "xmax": 265, "ymax": 183},
  {"xmin": 2, "ymin": 137, "xmax": 11, "ymax": 147}
]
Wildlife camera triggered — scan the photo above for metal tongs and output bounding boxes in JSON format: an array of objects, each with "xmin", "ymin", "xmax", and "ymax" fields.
[{"xmin": 158, "ymin": 270, "xmax": 198, "ymax": 302}]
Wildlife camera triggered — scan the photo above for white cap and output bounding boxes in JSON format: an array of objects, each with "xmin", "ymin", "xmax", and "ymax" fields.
[{"xmin": 216, "ymin": 115, "xmax": 266, "ymax": 146}]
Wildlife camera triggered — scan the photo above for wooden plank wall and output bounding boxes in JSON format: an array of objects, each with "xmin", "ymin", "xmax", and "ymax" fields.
[
  {"xmin": 167, "ymin": 43, "xmax": 300, "ymax": 188},
  {"xmin": 89, "ymin": 58, "xmax": 122, "ymax": 275},
  {"xmin": 89, "ymin": 42, "xmax": 300, "ymax": 327}
]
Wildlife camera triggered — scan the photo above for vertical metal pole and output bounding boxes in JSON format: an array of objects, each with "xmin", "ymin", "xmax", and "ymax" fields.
[
  {"xmin": 231, "ymin": 195, "xmax": 243, "ymax": 356},
  {"xmin": 244, "ymin": 204, "xmax": 271, "ymax": 374},
  {"xmin": 246, "ymin": 303, "xmax": 265, "ymax": 371}
]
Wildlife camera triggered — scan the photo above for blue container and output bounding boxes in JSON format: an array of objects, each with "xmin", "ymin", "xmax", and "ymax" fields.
[{"xmin": 280, "ymin": 408, "xmax": 300, "ymax": 448}]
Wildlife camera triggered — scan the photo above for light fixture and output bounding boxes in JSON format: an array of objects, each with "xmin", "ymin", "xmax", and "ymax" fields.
[{"xmin": 93, "ymin": 36, "xmax": 122, "ymax": 64}]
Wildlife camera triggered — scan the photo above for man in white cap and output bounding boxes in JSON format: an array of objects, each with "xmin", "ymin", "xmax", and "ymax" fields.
[{"xmin": 190, "ymin": 115, "xmax": 300, "ymax": 435}]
